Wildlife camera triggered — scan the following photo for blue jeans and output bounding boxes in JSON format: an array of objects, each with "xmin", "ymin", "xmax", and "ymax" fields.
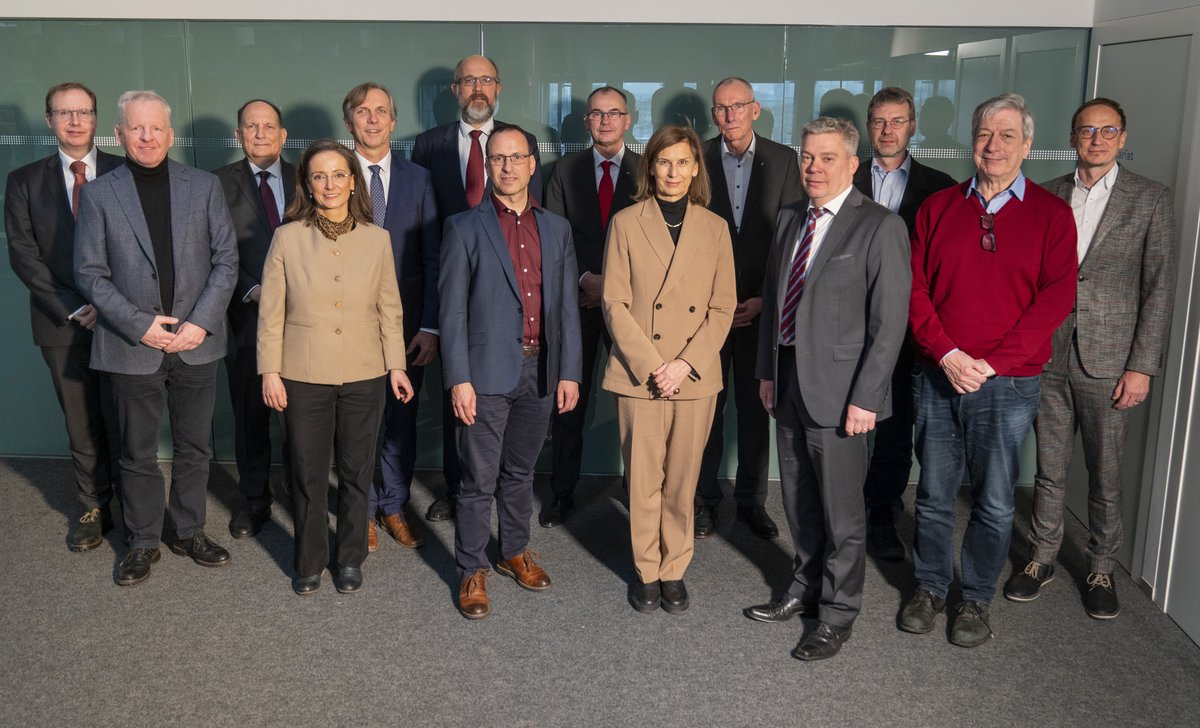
[{"xmin": 912, "ymin": 365, "xmax": 1040, "ymax": 604}]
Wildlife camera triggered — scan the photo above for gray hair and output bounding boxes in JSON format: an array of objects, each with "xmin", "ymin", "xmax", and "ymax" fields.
[
  {"xmin": 971, "ymin": 92, "xmax": 1034, "ymax": 140},
  {"xmin": 800, "ymin": 116, "xmax": 859, "ymax": 157},
  {"xmin": 117, "ymin": 90, "xmax": 172, "ymax": 125}
]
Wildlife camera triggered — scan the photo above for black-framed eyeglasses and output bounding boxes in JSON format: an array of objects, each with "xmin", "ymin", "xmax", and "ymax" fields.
[
  {"xmin": 585, "ymin": 110, "xmax": 628, "ymax": 121},
  {"xmin": 1074, "ymin": 125, "xmax": 1123, "ymax": 140},
  {"xmin": 487, "ymin": 152, "xmax": 533, "ymax": 166},
  {"xmin": 868, "ymin": 117, "xmax": 912, "ymax": 130},
  {"xmin": 980, "ymin": 213, "xmax": 996, "ymax": 252},
  {"xmin": 711, "ymin": 100, "xmax": 756, "ymax": 116}
]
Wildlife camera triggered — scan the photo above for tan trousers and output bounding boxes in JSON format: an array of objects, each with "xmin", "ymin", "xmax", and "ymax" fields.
[{"xmin": 617, "ymin": 394, "xmax": 718, "ymax": 583}]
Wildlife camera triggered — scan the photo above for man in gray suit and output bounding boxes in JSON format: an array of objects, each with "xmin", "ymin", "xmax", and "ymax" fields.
[
  {"xmin": 75, "ymin": 90, "xmax": 238, "ymax": 586},
  {"xmin": 1004, "ymin": 98, "xmax": 1176, "ymax": 619},
  {"xmin": 748, "ymin": 117, "xmax": 910, "ymax": 660}
]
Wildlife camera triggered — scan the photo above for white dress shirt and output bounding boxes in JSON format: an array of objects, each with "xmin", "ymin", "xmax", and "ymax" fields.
[
  {"xmin": 592, "ymin": 145, "xmax": 625, "ymax": 192},
  {"xmin": 58, "ymin": 146, "xmax": 98, "ymax": 200},
  {"xmin": 457, "ymin": 118, "xmax": 496, "ymax": 187},
  {"xmin": 356, "ymin": 149, "xmax": 392, "ymax": 207},
  {"xmin": 248, "ymin": 157, "xmax": 286, "ymax": 222},
  {"xmin": 1071, "ymin": 163, "xmax": 1119, "ymax": 263}
]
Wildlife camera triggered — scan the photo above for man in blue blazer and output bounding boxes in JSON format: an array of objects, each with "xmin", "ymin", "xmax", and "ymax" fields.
[
  {"xmin": 75, "ymin": 90, "xmax": 238, "ymax": 587},
  {"xmin": 439, "ymin": 126, "xmax": 581, "ymax": 619},
  {"xmin": 342, "ymin": 82, "xmax": 442, "ymax": 551},
  {"xmin": 412, "ymin": 54, "xmax": 542, "ymax": 522}
]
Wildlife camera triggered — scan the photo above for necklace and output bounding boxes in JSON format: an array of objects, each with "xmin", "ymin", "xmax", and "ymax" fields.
[{"xmin": 664, "ymin": 221, "xmax": 683, "ymax": 229}]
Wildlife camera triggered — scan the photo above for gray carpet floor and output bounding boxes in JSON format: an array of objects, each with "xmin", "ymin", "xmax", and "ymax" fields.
[{"xmin": 2, "ymin": 456, "xmax": 1198, "ymax": 727}]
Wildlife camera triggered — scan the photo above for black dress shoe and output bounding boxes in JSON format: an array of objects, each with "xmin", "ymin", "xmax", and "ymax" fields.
[
  {"xmin": 425, "ymin": 496, "xmax": 456, "ymax": 522},
  {"xmin": 694, "ymin": 504, "xmax": 716, "ymax": 539},
  {"xmin": 115, "ymin": 547, "xmax": 161, "ymax": 586},
  {"xmin": 792, "ymin": 621, "xmax": 852, "ymax": 661},
  {"xmin": 292, "ymin": 574, "xmax": 321, "ymax": 596},
  {"xmin": 538, "ymin": 495, "xmax": 574, "ymax": 528},
  {"xmin": 334, "ymin": 566, "xmax": 363, "ymax": 594},
  {"xmin": 69, "ymin": 507, "xmax": 114, "ymax": 552},
  {"xmin": 660, "ymin": 579, "xmax": 689, "ymax": 614},
  {"xmin": 167, "ymin": 531, "xmax": 231, "ymax": 567},
  {"xmin": 743, "ymin": 595, "xmax": 816, "ymax": 623},
  {"xmin": 868, "ymin": 523, "xmax": 906, "ymax": 561},
  {"xmin": 737, "ymin": 507, "xmax": 779, "ymax": 540},
  {"xmin": 629, "ymin": 580, "xmax": 661, "ymax": 613},
  {"xmin": 228, "ymin": 504, "xmax": 271, "ymax": 539}
]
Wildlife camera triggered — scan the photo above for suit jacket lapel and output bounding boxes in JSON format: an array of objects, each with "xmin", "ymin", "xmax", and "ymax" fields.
[
  {"xmin": 572, "ymin": 151, "xmax": 603, "ymax": 235},
  {"xmin": 1081, "ymin": 170, "xmax": 1130, "ymax": 270},
  {"xmin": 280, "ymin": 161, "xmax": 297, "ymax": 209},
  {"xmin": 237, "ymin": 158, "xmax": 271, "ymax": 231},
  {"xmin": 635, "ymin": 199, "xmax": 677, "ymax": 273},
  {"xmin": 40, "ymin": 155, "xmax": 73, "ymax": 228},
  {"xmin": 384, "ymin": 151, "xmax": 406, "ymax": 228},
  {"xmin": 659, "ymin": 204, "xmax": 704, "ymax": 297},
  {"xmin": 774, "ymin": 206, "xmax": 806, "ymax": 307},
  {"xmin": 443, "ymin": 123, "xmax": 469, "ymax": 212},
  {"xmin": 706, "ymin": 142, "xmax": 734, "ymax": 224},
  {"xmin": 169, "ymin": 162, "xmax": 191, "ymax": 272},
  {"xmin": 111, "ymin": 166, "xmax": 157, "ymax": 267},
  {"xmin": 805, "ymin": 190, "xmax": 859, "ymax": 286},
  {"xmin": 478, "ymin": 204, "xmax": 520, "ymax": 299}
]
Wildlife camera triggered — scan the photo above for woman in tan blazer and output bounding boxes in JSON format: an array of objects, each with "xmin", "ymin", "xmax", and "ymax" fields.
[
  {"xmin": 601, "ymin": 125, "xmax": 736, "ymax": 614},
  {"xmin": 258, "ymin": 140, "xmax": 412, "ymax": 596}
]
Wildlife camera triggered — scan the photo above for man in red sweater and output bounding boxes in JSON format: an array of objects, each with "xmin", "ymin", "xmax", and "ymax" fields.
[{"xmin": 900, "ymin": 93, "xmax": 1077, "ymax": 648}]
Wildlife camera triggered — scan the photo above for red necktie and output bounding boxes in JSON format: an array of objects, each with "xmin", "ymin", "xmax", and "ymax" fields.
[
  {"xmin": 598, "ymin": 160, "xmax": 615, "ymax": 228},
  {"xmin": 779, "ymin": 207, "xmax": 827, "ymax": 346},
  {"xmin": 466, "ymin": 129, "xmax": 485, "ymax": 207},
  {"xmin": 70, "ymin": 160, "xmax": 88, "ymax": 219},
  {"xmin": 257, "ymin": 171, "xmax": 281, "ymax": 231}
]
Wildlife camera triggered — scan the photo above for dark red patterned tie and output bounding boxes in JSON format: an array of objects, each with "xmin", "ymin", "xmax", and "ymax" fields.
[
  {"xmin": 257, "ymin": 171, "xmax": 281, "ymax": 231},
  {"xmin": 465, "ymin": 129, "xmax": 485, "ymax": 207},
  {"xmin": 778, "ymin": 207, "xmax": 827, "ymax": 345},
  {"xmin": 70, "ymin": 160, "xmax": 87, "ymax": 219},
  {"xmin": 598, "ymin": 160, "xmax": 615, "ymax": 228}
]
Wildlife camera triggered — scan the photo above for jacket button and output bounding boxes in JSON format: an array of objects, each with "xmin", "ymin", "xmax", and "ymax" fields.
[
  {"xmin": 151, "ymin": 273, "xmax": 157, "ymax": 280},
  {"xmin": 516, "ymin": 337, "xmax": 522, "ymax": 343},
  {"xmin": 687, "ymin": 337, "xmax": 693, "ymax": 343},
  {"xmin": 334, "ymin": 275, "xmax": 342, "ymax": 282},
  {"xmin": 153, "ymin": 306, "xmax": 161, "ymax": 312},
  {"xmin": 1078, "ymin": 275, "xmax": 1086, "ymax": 282},
  {"xmin": 653, "ymin": 333, "xmax": 661, "ymax": 340},
  {"xmin": 334, "ymin": 329, "xmax": 342, "ymax": 335},
  {"xmin": 334, "ymin": 301, "xmax": 342, "ymax": 309},
  {"xmin": 689, "ymin": 306, "xmax": 696, "ymax": 313},
  {"xmin": 332, "ymin": 250, "xmax": 340, "ymax": 256},
  {"xmin": 655, "ymin": 303, "xmax": 662, "ymax": 310}
]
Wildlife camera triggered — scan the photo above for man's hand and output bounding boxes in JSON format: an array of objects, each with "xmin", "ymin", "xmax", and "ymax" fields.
[
  {"xmin": 74, "ymin": 305, "xmax": 98, "ymax": 330},
  {"xmin": 163, "ymin": 321, "xmax": 208, "ymax": 353},
  {"xmin": 732, "ymin": 297, "xmax": 763, "ymax": 328},
  {"xmin": 262, "ymin": 372, "xmax": 287, "ymax": 412},
  {"xmin": 844, "ymin": 404, "xmax": 877, "ymax": 437},
  {"xmin": 406, "ymin": 331, "xmax": 439, "ymax": 368},
  {"xmin": 557, "ymin": 380, "xmax": 580, "ymax": 414},
  {"xmin": 651, "ymin": 359, "xmax": 691, "ymax": 399},
  {"xmin": 390, "ymin": 369, "xmax": 414, "ymax": 403},
  {"xmin": 759, "ymin": 379, "xmax": 775, "ymax": 418},
  {"xmin": 451, "ymin": 382, "xmax": 477, "ymax": 426},
  {"xmin": 940, "ymin": 350, "xmax": 990, "ymax": 394},
  {"xmin": 1113, "ymin": 370, "xmax": 1151, "ymax": 410},
  {"xmin": 579, "ymin": 272, "xmax": 603, "ymax": 309},
  {"xmin": 140, "ymin": 315, "xmax": 178, "ymax": 349}
]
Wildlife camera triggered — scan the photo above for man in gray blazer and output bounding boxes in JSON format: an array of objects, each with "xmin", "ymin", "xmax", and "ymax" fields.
[
  {"xmin": 749, "ymin": 117, "xmax": 910, "ymax": 660},
  {"xmin": 439, "ymin": 126, "xmax": 582, "ymax": 619},
  {"xmin": 75, "ymin": 90, "xmax": 238, "ymax": 587},
  {"xmin": 1004, "ymin": 98, "xmax": 1176, "ymax": 620}
]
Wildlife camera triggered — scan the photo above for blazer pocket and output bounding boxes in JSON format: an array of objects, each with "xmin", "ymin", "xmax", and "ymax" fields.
[
  {"xmin": 833, "ymin": 343, "xmax": 864, "ymax": 361},
  {"xmin": 824, "ymin": 254, "xmax": 855, "ymax": 269},
  {"xmin": 359, "ymin": 319, "xmax": 379, "ymax": 327},
  {"xmin": 286, "ymin": 320, "xmax": 314, "ymax": 328}
]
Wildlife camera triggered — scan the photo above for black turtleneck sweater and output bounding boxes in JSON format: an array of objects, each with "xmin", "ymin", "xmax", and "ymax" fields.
[
  {"xmin": 128, "ymin": 157, "xmax": 174, "ymax": 317},
  {"xmin": 656, "ymin": 195, "xmax": 687, "ymax": 245}
]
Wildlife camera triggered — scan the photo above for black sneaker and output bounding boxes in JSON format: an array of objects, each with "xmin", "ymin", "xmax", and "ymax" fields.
[
  {"xmin": 1084, "ymin": 572, "xmax": 1120, "ymax": 620},
  {"xmin": 898, "ymin": 588, "xmax": 945, "ymax": 634},
  {"xmin": 950, "ymin": 601, "xmax": 993, "ymax": 648},
  {"xmin": 167, "ymin": 531, "xmax": 231, "ymax": 567},
  {"xmin": 1004, "ymin": 560, "xmax": 1055, "ymax": 602}
]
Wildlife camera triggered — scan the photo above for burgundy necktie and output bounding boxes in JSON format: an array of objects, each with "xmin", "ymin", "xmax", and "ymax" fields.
[
  {"xmin": 257, "ymin": 171, "xmax": 281, "ymax": 232},
  {"xmin": 778, "ymin": 207, "xmax": 827, "ymax": 346},
  {"xmin": 598, "ymin": 160, "xmax": 615, "ymax": 228},
  {"xmin": 465, "ymin": 129, "xmax": 485, "ymax": 207},
  {"xmin": 70, "ymin": 160, "xmax": 88, "ymax": 219}
]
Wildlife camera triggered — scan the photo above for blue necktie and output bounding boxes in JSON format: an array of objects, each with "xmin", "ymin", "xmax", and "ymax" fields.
[{"xmin": 370, "ymin": 164, "xmax": 386, "ymax": 226}]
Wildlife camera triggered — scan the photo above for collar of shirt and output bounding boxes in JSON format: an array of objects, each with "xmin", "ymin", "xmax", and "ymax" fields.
[
  {"xmin": 248, "ymin": 157, "xmax": 283, "ymax": 180},
  {"xmin": 967, "ymin": 171, "xmax": 1026, "ymax": 213},
  {"xmin": 491, "ymin": 192, "xmax": 541, "ymax": 218},
  {"xmin": 871, "ymin": 151, "xmax": 911, "ymax": 181},
  {"xmin": 592, "ymin": 144, "xmax": 625, "ymax": 169},
  {"xmin": 720, "ymin": 133, "xmax": 756, "ymax": 162},
  {"xmin": 459, "ymin": 117, "xmax": 496, "ymax": 141},
  {"xmin": 1074, "ymin": 162, "xmax": 1119, "ymax": 193},
  {"xmin": 810, "ymin": 183, "xmax": 855, "ymax": 217},
  {"xmin": 355, "ymin": 149, "xmax": 392, "ymax": 177},
  {"xmin": 59, "ymin": 145, "xmax": 98, "ymax": 178}
]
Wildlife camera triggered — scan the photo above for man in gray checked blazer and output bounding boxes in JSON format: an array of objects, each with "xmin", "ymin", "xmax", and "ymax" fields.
[
  {"xmin": 1004, "ymin": 98, "xmax": 1176, "ymax": 620},
  {"xmin": 75, "ymin": 90, "xmax": 238, "ymax": 587}
]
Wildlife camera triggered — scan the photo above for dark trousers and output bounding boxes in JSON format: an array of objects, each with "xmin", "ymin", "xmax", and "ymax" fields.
[
  {"xmin": 372, "ymin": 364, "xmax": 425, "ymax": 515},
  {"xmin": 550, "ymin": 305, "xmax": 610, "ymax": 498},
  {"xmin": 863, "ymin": 342, "xmax": 915, "ymax": 525},
  {"xmin": 775, "ymin": 347, "xmax": 867, "ymax": 628},
  {"xmin": 108, "ymin": 356, "xmax": 218, "ymax": 549},
  {"xmin": 40, "ymin": 344, "xmax": 118, "ymax": 510},
  {"xmin": 441, "ymin": 376, "xmax": 462, "ymax": 500},
  {"xmin": 284, "ymin": 376, "xmax": 385, "ymax": 577},
  {"xmin": 454, "ymin": 356, "xmax": 552, "ymax": 576},
  {"xmin": 225, "ymin": 345, "xmax": 288, "ymax": 508},
  {"xmin": 697, "ymin": 319, "xmax": 770, "ymax": 509}
]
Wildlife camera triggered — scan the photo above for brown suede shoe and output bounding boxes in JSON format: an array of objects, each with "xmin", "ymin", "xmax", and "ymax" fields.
[
  {"xmin": 495, "ymin": 549, "xmax": 552, "ymax": 591},
  {"xmin": 367, "ymin": 519, "xmax": 379, "ymax": 553},
  {"xmin": 379, "ymin": 512, "xmax": 424, "ymax": 548},
  {"xmin": 458, "ymin": 569, "xmax": 491, "ymax": 619}
]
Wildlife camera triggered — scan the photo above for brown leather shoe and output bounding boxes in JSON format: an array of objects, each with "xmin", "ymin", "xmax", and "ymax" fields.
[
  {"xmin": 367, "ymin": 519, "xmax": 379, "ymax": 553},
  {"xmin": 458, "ymin": 569, "xmax": 491, "ymax": 619},
  {"xmin": 379, "ymin": 512, "xmax": 424, "ymax": 548},
  {"xmin": 495, "ymin": 549, "xmax": 552, "ymax": 591}
]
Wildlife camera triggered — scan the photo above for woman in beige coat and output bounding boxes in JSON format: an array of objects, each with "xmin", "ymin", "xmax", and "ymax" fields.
[
  {"xmin": 258, "ymin": 140, "xmax": 412, "ymax": 596},
  {"xmin": 601, "ymin": 125, "xmax": 736, "ymax": 614}
]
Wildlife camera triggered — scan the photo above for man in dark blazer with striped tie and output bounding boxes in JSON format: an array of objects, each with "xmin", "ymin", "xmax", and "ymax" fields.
[
  {"xmin": 540, "ymin": 85, "xmax": 640, "ymax": 527},
  {"xmin": 6, "ymin": 82, "xmax": 122, "ymax": 551},
  {"xmin": 213, "ymin": 99, "xmax": 295, "ymax": 539}
]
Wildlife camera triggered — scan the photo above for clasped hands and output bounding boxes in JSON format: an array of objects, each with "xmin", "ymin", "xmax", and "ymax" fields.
[
  {"xmin": 941, "ymin": 350, "xmax": 995, "ymax": 394},
  {"xmin": 140, "ymin": 316, "xmax": 207, "ymax": 353},
  {"xmin": 649, "ymin": 359, "xmax": 691, "ymax": 399}
]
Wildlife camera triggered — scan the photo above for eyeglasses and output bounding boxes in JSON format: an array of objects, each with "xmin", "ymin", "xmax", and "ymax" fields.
[
  {"xmin": 980, "ymin": 213, "xmax": 996, "ymax": 252},
  {"xmin": 1074, "ymin": 125, "xmax": 1123, "ymax": 140},
  {"xmin": 585, "ymin": 110, "xmax": 628, "ymax": 121},
  {"xmin": 711, "ymin": 100, "xmax": 756, "ymax": 116},
  {"xmin": 487, "ymin": 152, "xmax": 533, "ymax": 166},
  {"xmin": 868, "ymin": 117, "xmax": 912, "ymax": 130},
  {"xmin": 309, "ymin": 171, "xmax": 352, "ymax": 185},
  {"xmin": 47, "ymin": 109, "xmax": 96, "ymax": 121},
  {"xmin": 456, "ymin": 76, "xmax": 497, "ymax": 88}
]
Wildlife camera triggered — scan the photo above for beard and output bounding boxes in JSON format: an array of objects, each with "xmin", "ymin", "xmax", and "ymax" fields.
[{"xmin": 460, "ymin": 94, "xmax": 496, "ymax": 125}]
